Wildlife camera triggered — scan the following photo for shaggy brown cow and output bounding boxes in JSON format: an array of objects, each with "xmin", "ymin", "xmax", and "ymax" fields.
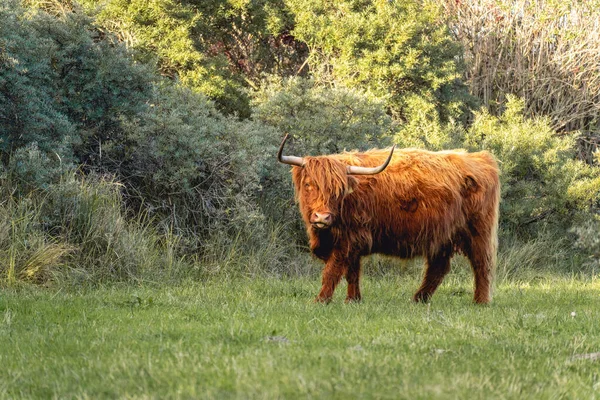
[{"xmin": 278, "ymin": 134, "xmax": 500, "ymax": 304}]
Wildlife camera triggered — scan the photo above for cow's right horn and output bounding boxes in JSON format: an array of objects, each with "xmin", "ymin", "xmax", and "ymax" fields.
[
  {"xmin": 277, "ymin": 133, "xmax": 305, "ymax": 167},
  {"xmin": 346, "ymin": 145, "xmax": 395, "ymax": 175}
]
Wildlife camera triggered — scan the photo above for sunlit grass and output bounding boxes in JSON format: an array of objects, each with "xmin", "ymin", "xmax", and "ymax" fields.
[{"xmin": 1, "ymin": 274, "xmax": 599, "ymax": 399}]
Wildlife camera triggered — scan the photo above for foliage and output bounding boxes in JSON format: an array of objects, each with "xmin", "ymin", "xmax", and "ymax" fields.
[
  {"xmin": 0, "ymin": 142, "xmax": 70, "ymax": 194},
  {"xmin": 73, "ymin": 0, "xmax": 474, "ymax": 123},
  {"xmin": 0, "ymin": 1, "xmax": 76, "ymax": 158},
  {"xmin": 464, "ymin": 97, "xmax": 600, "ymax": 235},
  {"xmin": 287, "ymin": 0, "xmax": 473, "ymax": 123},
  {"xmin": 76, "ymin": 0, "xmax": 305, "ymax": 117},
  {"xmin": 0, "ymin": 192, "xmax": 72, "ymax": 285},
  {"xmin": 107, "ymin": 83, "xmax": 279, "ymax": 247},
  {"xmin": 392, "ymin": 93, "xmax": 464, "ymax": 150},
  {"xmin": 253, "ymin": 77, "xmax": 393, "ymax": 154},
  {"xmin": 572, "ymin": 218, "xmax": 600, "ymax": 270},
  {"xmin": 0, "ymin": 1, "xmax": 153, "ymax": 169}
]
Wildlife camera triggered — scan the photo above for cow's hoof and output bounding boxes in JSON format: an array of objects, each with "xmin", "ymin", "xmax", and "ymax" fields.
[
  {"xmin": 314, "ymin": 296, "xmax": 332, "ymax": 304},
  {"xmin": 344, "ymin": 296, "xmax": 362, "ymax": 304},
  {"xmin": 412, "ymin": 291, "xmax": 432, "ymax": 303}
]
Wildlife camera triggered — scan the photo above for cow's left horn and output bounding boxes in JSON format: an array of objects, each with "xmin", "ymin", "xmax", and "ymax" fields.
[
  {"xmin": 347, "ymin": 145, "xmax": 396, "ymax": 175},
  {"xmin": 277, "ymin": 133, "xmax": 305, "ymax": 167}
]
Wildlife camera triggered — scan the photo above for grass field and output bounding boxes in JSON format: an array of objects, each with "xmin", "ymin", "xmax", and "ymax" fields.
[{"xmin": 1, "ymin": 272, "xmax": 600, "ymax": 399}]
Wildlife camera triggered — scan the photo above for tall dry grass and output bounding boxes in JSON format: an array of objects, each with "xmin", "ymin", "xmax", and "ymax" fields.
[
  {"xmin": 0, "ymin": 197, "xmax": 72, "ymax": 284},
  {"xmin": 445, "ymin": 0, "xmax": 600, "ymax": 162},
  {"xmin": 0, "ymin": 172, "xmax": 313, "ymax": 286}
]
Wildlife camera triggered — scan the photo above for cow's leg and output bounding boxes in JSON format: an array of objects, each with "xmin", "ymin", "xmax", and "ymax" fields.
[
  {"xmin": 315, "ymin": 254, "xmax": 348, "ymax": 304},
  {"xmin": 466, "ymin": 236, "xmax": 495, "ymax": 304},
  {"xmin": 345, "ymin": 257, "xmax": 362, "ymax": 303},
  {"xmin": 413, "ymin": 246, "xmax": 452, "ymax": 303}
]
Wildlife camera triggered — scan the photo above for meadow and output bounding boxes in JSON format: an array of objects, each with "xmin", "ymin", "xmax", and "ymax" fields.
[
  {"xmin": 2, "ymin": 270, "xmax": 599, "ymax": 399},
  {"xmin": 2, "ymin": 1, "xmax": 600, "ymax": 398}
]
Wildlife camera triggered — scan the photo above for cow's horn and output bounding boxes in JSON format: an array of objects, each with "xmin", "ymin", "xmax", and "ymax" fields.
[
  {"xmin": 277, "ymin": 133, "xmax": 305, "ymax": 167},
  {"xmin": 346, "ymin": 145, "xmax": 396, "ymax": 175}
]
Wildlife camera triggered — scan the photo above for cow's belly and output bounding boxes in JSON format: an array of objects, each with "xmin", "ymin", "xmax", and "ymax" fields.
[
  {"xmin": 369, "ymin": 222, "xmax": 463, "ymax": 258},
  {"xmin": 371, "ymin": 235, "xmax": 425, "ymax": 258}
]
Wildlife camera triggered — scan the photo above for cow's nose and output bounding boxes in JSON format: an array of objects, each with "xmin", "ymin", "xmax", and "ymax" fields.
[{"xmin": 311, "ymin": 212, "xmax": 332, "ymax": 226}]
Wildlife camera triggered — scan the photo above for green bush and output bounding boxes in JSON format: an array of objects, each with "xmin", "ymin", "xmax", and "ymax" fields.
[
  {"xmin": 571, "ymin": 219, "xmax": 600, "ymax": 271},
  {"xmin": 464, "ymin": 97, "xmax": 600, "ymax": 235},
  {"xmin": 0, "ymin": 192, "xmax": 72, "ymax": 285},
  {"xmin": 0, "ymin": 1, "xmax": 76, "ymax": 158},
  {"xmin": 107, "ymin": 84, "xmax": 280, "ymax": 247},
  {"xmin": 392, "ymin": 93, "xmax": 465, "ymax": 150},
  {"xmin": 1, "ymin": 142, "xmax": 71, "ymax": 194},
  {"xmin": 286, "ymin": 0, "xmax": 473, "ymax": 123},
  {"xmin": 78, "ymin": 0, "xmax": 302, "ymax": 117},
  {"xmin": 253, "ymin": 77, "xmax": 393, "ymax": 154},
  {"xmin": 1, "ymin": 2, "xmax": 153, "ymax": 174}
]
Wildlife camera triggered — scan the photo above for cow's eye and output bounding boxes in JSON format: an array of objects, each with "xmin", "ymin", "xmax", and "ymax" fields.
[{"xmin": 304, "ymin": 182, "xmax": 313, "ymax": 190}]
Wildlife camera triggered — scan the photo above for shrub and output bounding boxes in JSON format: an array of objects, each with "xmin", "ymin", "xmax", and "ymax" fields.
[
  {"xmin": 1, "ymin": 1, "xmax": 153, "ymax": 176},
  {"xmin": 0, "ymin": 171, "xmax": 186, "ymax": 285},
  {"xmin": 105, "ymin": 83, "xmax": 280, "ymax": 249},
  {"xmin": 77, "ymin": 0, "xmax": 304, "ymax": 117},
  {"xmin": 0, "ymin": 1, "xmax": 76, "ymax": 158},
  {"xmin": 392, "ymin": 93, "xmax": 465, "ymax": 150},
  {"xmin": 253, "ymin": 77, "xmax": 393, "ymax": 154},
  {"xmin": 287, "ymin": 0, "xmax": 473, "ymax": 123},
  {"xmin": 571, "ymin": 219, "xmax": 600, "ymax": 271},
  {"xmin": 464, "ymin": 97, "xmax": 600, "ymax": 235},
  {"xmin": 0, "ymin": 193, "xmax": 72, "ymax": 285}
]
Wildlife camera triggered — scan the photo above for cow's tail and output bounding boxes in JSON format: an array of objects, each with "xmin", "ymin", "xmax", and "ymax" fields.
[{"xmin": 489, "ymin": 176, "xmax": 500, "ymax": 277}]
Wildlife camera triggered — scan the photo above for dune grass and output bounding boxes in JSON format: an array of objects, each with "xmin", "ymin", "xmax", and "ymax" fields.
[{"xmin": 1, "ymin": 272, "xmax": 599, "ymax": 399}]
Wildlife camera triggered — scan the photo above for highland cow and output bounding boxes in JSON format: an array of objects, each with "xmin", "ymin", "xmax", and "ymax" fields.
[{"xmin": 278, "ymin": 134, "xmax": 500, "ymax": 304}]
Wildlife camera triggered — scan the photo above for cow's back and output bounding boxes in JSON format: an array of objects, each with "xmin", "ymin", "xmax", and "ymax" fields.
[{"xmin": 337, "ymin": 148, "xmax": 500, "ymax": 257}]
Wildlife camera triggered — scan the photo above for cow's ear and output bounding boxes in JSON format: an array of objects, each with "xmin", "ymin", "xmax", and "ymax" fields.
[{"xmin": 346, "ymin": 176, "xmax": 358, "ymax": 195}]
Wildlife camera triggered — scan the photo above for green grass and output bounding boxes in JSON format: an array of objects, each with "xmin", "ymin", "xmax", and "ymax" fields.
[{"xmin": 1, "ymin": 273, "xmax": 600, "ymax": 399}]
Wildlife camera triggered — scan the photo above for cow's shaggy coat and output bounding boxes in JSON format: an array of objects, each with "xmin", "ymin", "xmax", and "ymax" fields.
[{"xmin": 290, "ymin": 147, "xmax": 500, "ymax": 304}]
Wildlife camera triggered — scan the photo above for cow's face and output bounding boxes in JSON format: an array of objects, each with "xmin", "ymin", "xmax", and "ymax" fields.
[
  {"xmin": 278, "ymin": 133, "xmax": 394, "ymax": 230},
  {"xmin": 292, "ymin": 157, "xmax": 357, "ymax": 230}
]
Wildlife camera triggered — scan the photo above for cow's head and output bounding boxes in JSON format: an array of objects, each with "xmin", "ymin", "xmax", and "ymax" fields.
[{"xmin": 278, "ymin": 134, "xmax": 394, "ymax": 230}]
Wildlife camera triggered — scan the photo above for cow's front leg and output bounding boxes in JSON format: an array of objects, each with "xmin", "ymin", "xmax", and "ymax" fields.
[
  {"xmin": 315, "ymin": 256, "xmax": 347, "ymax": 303},
  {"xmin": 345, "ymin": 257, "xmax": 362, "ymax": 303}
]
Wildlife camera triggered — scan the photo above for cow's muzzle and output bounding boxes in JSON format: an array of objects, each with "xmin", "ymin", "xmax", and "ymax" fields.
[{"xmin": 310, "ymin": 212, "xmax": 332, "ymax": 229}]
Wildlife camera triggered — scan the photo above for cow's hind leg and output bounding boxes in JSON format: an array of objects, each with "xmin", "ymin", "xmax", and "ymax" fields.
[
  {"xmin": 345, "ymin": 257, "xmax": 362, "ymax": 303},
  {"xmin": 413, "ymin": 246, "xmax": 452, "ymax": 303},
  {"xmin": 465, "ymin": 237, "xmax": 495, "ymax": 304}
]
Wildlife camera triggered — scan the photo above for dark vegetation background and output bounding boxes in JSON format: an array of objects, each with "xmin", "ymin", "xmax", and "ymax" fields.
[{"xmin": 1, "ymin": 0, "xmax": 599, "ymax": 285}]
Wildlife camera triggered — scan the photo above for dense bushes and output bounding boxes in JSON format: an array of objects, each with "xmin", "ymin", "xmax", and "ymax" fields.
[
  {"xmin": 0, "ymin": 2, "xmax": 153, "ymax": 165},
  {"xmin": 113, "ymin": 83, "xmax": 281, "ymax": 245},
  {"xmin": 463, "ymin": 97, "xmax": 600, "ymax": 235},
  {"xmin": 0, "ymin": 1, "xmax": 76, "ymax": 159},
  {"xmin": 76, "ymin": 0, "xmax": 305, "ymax": 117},
  {"xmin": 2, "ymin": 0, "xmax": 600, "ymax": 285},
  {"xmin": 287, "ymin": 0, "xmax": 473, "ymax": 123}
]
